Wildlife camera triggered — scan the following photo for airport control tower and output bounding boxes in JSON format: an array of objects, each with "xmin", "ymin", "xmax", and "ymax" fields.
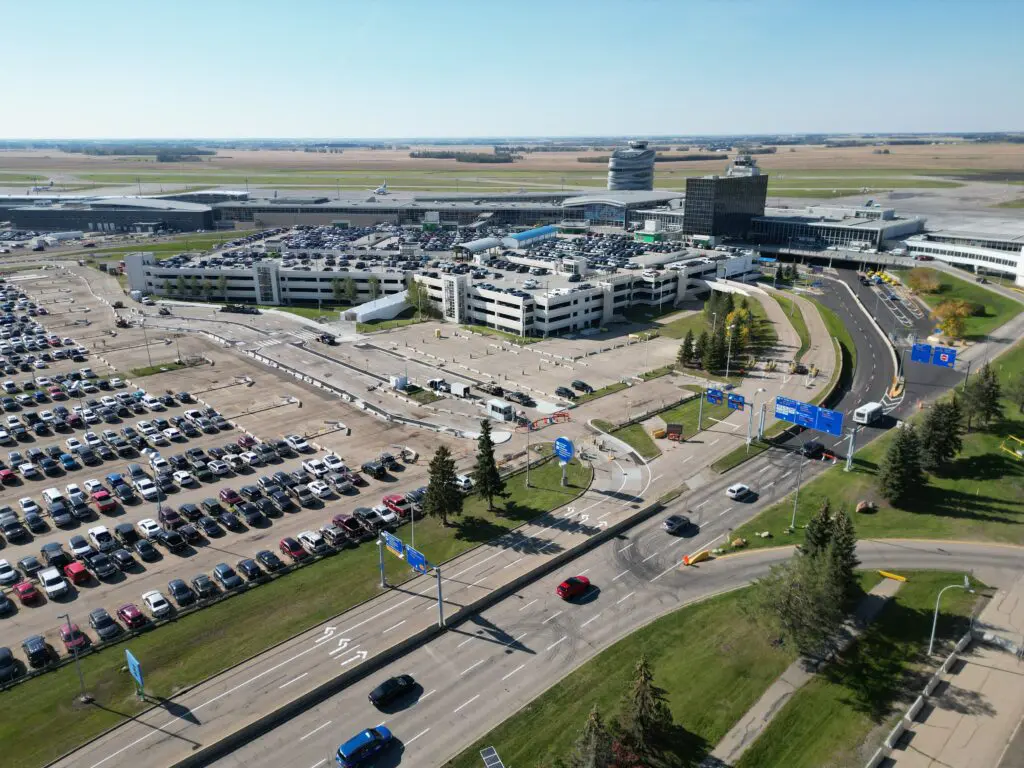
[{"xmin": 607, "ymin": 140, "xmax": 656, "ymax": 190}]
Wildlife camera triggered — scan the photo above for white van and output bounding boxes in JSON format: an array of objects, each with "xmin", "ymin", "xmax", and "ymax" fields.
[
  {"xmin": 853, "ymin": 402, "xmax": 884, "ymax": 425},
  {"xmin": 42, "ymin": 487, "xmax": 65, "ymax": 507}
]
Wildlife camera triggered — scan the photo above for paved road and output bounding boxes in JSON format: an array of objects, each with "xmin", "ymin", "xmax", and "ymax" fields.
[{"xmin": 206, "ymin": 535, "xmax": 1024, "ymax": 768}]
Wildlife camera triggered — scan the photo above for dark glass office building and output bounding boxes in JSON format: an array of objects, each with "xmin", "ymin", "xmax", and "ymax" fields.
[{"xmin": 682, "ymin": 174, "xmax": 768, "ymax": 238}]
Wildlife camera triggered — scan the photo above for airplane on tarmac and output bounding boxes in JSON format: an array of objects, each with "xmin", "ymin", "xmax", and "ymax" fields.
[{"xmin": 373, "ymin": 181, "xmax": 389, "ymax": 195}]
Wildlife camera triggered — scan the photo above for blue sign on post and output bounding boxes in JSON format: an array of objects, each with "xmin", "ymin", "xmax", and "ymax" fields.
[
  {"xmin": 706, "ymin": 388, "xmax": 724, "ymax": 405},
  {"xmin": 774, "ymin": 395, "xmax": 845, "ymax": 438},
  {"xmin": 406, "ymin": 546, "xmax": 429, "ymax": 575},
  {"xmin": 727, "ymin": 393, "xmax": 746, "ymax": 411},
  {"xmin": 932, "ymin": 346, "xmax": 957, "ymax": 368},
  {"xmin": 382, "ymin": 531, "xmax": 405, "ymax": 560},
  {"xmin": 125, "ymin": 649, "xmax": 143, "ymax": 693},
  {"xmin": 911, "ymin": 343, "xmax": 932, "ymax": 364},
  {"xmin": 553, "ymin": 437, "xmax": 575, "ymax": 463}
]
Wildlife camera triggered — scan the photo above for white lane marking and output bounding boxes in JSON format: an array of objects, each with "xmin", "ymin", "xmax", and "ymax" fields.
[
  {"xmin": 578, "ymin": 569, "xmax": 590, "ymax": 576},
  {"xmin": 642, "ymin": 551, "xmax": 659, "ymax": 563},
  {"xmin": 329, "ymin": 643, "xmax": 360, "ymax": 657},
  {"xmin": 718, "ymin": 507, "xmax": 733, "ymax": 518},
  {"xmin": 502, "ymin": 664, "xmax": 526, "ymax": 681},
  {"xmin": 461, "ymin": 659, "xmax": 486, "ymax": 676},
  {"xmin": 504, "ymin": 632, "xmax": 529, "ymax": 648},
  {"xmin": 454, "ymin": 694, "xmax": 480, "ymax": 713},
  {"xmin": 612, "ymin": 570, "xmax": 629, "ymax": 581},
  {"xmin": 383, "ymin": 620, "xmax": 406, "ymax": 634},
  {"xmin": 618, "ymin": 543, "xmax": 634, "ymax": 553},
  {"xmin": 421, "ymin": 688, "xmax": 436, "ymax": 700},
  {"xmin": 709, "ymin": 439, "xmax": 720, "ymax": 447},
  {"xmin": 681, "ymin": 455, "xmax": 692, "ymax": 462},
  {"xmin": 406, "ymin": 728, "xmax": 430, "ymax": 745},
  {"xmin": 503, "ymin": 557, "xmax": 524, "ymax": 570},
  {"xmin": 309, "ymin": 760, "xmax": 327, "ymax": 768},
  {"xmin": 765, "ymin": 481, "xmax": 775, "ymax": 488},
  {"xmin": 471, "ymin": 576, "xmax": 488, "ymax": 588},
  {"xmin": 780, "ymin": 471, "xmax": 792, "ymax": 480},
  {"xmin": 543, "ymin": 611, "xmax": 562, "ymax": 625},
  {"xmin": 757, "ymin": 465, "xmax": 771, "ymax": 474},
  {"xmin": 299, "ymin": 720, "xmax": 332, "ymax": 742},
  {"xmin": 278, "ymin": 672, "xmax": 308, "ymax": 689},
  {"xmin": 450, "ymin": 550, "xmax": 505, "ymax": 580},
  {"xmin": 617, "ymin": 591, "xmax": 636, "ymax": 605},
  {"xmin": 694, "ymin": 500, "xmax": 710, "ymax": 509},
  {"xmin": 519, "ymin": 599, "xmax": 538, "ymax": 612},
  {"xmin": 581, "ymin": 612, "xmax": 603, "ymax": 628},
  {"xmin": 457, "ymin": 636, "xmax": 476, "ymax": 649},
  {"xmin": 546, "ymin": 636, "xmax": 568, "ymax": 651}
]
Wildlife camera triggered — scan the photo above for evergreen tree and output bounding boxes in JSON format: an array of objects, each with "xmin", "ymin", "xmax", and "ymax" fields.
[
  {"xmin": 570, "ymin": 705, "xmax": 613, "ymax": 768},
  {"xmin": 368, "ymin": 276, "xmax": 380, "ymax": 300},
  {"xmin": 803, "ymin": 498, "xmax": 833, "ymax": 556},
  {"xmin": 974, "ymin": 362, "xmax": 1003, "ymax": 427},
  {"xmin": 423, "ymin": 446, "xmax": 463, "ymax": 526},
  {"xmin": 704, "ymin": 322, "xmax": 727, "ymax": 372},
  {"xmin": 739, "ymin": 296, "xmax": 749, "ymax": 311},
  {"xmin": 342, "ymin": 277, "xmax": 357, "ymax": 303},
  {"xmin": 829, "ymin": 508, "xmax": 860, "ymax": 598},
  {"xmin": 678, "ymin": 329, "xmax": 695, "ymax": 367},
  {"xmin": 694, "ymin": 330, "xmax": 710, "ymax": 369},
  {"xmin": 617, "ymin": 656, "xmax": 674, "ymax": 764},
  {"xmin": 744, "ymin": 544, "xmax": 846, "ymax": 659},
  {"xmin": 472, "ymin": 419, "xmax": 505, "ymax": 510},
  {"xmin": 1007, "ymin": 375, "xmax": 1024, "ymax": 414},
  {"xmin": 331, "ymin": 278, "xmax": 344, "ymax": 303},
  {"xmin": 877, "ymin": 424, "xmax": 924, "ymax": 505},
  {"xmin": 919, "ymin": 399, "xmax": 964, "ymax": 472}
]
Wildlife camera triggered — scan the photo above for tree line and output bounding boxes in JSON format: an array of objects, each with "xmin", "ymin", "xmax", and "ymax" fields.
[{"xmin": 409, "ymin": 151, "xmax": 515, "ymax": 163}]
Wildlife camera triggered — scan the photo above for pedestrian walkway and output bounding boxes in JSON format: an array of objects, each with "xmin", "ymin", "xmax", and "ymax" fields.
[
  {"xmin": 887, "ymin": 572, "xmax": 1024, "ymax": 768},
  {"xmin": 705, "ymin": 577, "xmax": 904, "ymax": 767}
]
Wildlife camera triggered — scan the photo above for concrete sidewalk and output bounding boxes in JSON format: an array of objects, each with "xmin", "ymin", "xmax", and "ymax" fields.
[
  {"xmin": 888, "ymin": 573, "xmax": 1024, "ymax": 768},
  {"xmin": 706, "ymin": 577, "xmax": 904, "ymax": 767}
]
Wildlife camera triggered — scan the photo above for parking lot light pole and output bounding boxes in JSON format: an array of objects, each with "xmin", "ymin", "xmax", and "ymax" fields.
[
  {"xmin": 747, "ymin": 387, "xmax": 766, "ymax": 452},
  {"xmin": 929, "ymin": 576, "xmax": 973, "ymax": 655},
  {"xmin": 725, "ymin": 324, "xmax": 737, "ymax": 379},
  {"xmin": 59, "ymin": 612, "xmax": 92, "ymax": 704}
]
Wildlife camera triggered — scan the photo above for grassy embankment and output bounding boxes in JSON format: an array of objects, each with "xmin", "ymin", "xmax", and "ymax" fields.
[{"xmin": 892, "ymin": 267, "xmax": 1022, "ymax": 340}]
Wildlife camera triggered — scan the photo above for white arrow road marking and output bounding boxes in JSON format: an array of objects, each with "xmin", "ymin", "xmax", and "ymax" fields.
[
  {"xmin": 339, "ymin": 649, "xmax": 368, "ymax": 666},
  {"xmin": 328, "ymin": 639, "xmax": 353, "ymax": 655},
  {"xmin": 313, "ymin": 626, "xmax": 338, "ymax": 644}
]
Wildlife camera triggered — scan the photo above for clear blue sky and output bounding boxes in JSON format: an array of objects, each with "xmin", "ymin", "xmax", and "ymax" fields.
[{"xmin": 4, "ymin": 0, "xmax": 1021, "ymax": 139}]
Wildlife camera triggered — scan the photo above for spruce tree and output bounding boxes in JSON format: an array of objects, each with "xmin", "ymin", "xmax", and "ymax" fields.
[
  {"xmin": 679, "ymin": 329, "xmax": 695, "ymax": 367},
  {"xmin": 472, "ymin": 419, "xmax": 505, "ymax": 510},
  {"xmin": 975, "ymin": 362, "xmax": 1003, "ymax": 427},
  {"xmin": 570, "ymin": 705, "xmax": 613, "ymax": 768},
  {"xmin": 617, "ymin": 656, "xmax": 674, "ymax": 764},
  {"xmin": 694, "ymin": 330, "xmax": 710, "ymax": 369},
  {"xmin": 423, "ymin": 446, "xmax": 463, "ymax": 526},
  {"xmin": 803, "ymin": 498, "xmax": 833, "ymax": 556},
  {"xmin": 919, "ymin": 399, "xmax": 964, "ymax": 472},
  {"xmin": 829, "ymin": 508, "xmax": 860, "ymax": 598},
  {"xmin": 877, "ymin": 424, "xmax": 924, "ymax": 505}
]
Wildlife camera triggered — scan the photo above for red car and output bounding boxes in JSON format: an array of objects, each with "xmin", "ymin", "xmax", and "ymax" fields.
[
  {"xmin": 59, "ymin": 623, "xmax": 89, "ymax": 653},
  {"xmin": 117, "ymin": 603, "xmax": 146, "ymax": 629},
  {"xmin": 13, "ymin": 581, "xmax": 41, "ymax": 604},
  {"xmin": 64, "ymin": 561, "xmax": 90, "ymax": 586},
  {"xmin": 92, "ymin": 489, "xmax": 116, "ymax": 513},
  {"xmin": 0, "ymin": 467, "xmax": 16, "ymax": 485},
  {"xmin": 555, "ymin": 575, "xmax": 591, "ymax": 600},
  {"xmin": 219, "ymin": 488, "xmax": 242, "ymax": 507},
  {"xmin": 382, "ymin": 494, "xmax": 414, "ymax": 518},
  {"xmin": 50, "ymin": 387, "xmax": 67, "ymax": 400},
  {"xmin": 278, "ymin": 537, "xmax": 307, "ymax": 561},
  {"xmin": 236, "ymin": 435, "xmax": 256, "ymax": 449}
]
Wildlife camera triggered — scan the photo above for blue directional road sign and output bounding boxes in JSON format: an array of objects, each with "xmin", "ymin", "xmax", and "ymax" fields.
[
  {"xmin": 706, "ymin": 388, "xmax": 724, "ymax": 405},
  {"xmin": 774, "ymin": 395, "xmax": 845, "ymax": 438},
  {"xmin": 911, "ymin": 343, "xmax": 932, "ymax": 364},
  {"xmin": 382, "ymin": 531, "xmax": 405, "ymax": 560},
  {"xmin": 553, "ymin": 437, "xmax": 575, "ymax": 462},
  {"xmin": 125, "ymin": 649, "xmax": 143, "ymax": 692},
  {"xmin": 727, "ymin": 393, "xmax": 746, "ymax": 411},
  {"xmin": 406, "ymin": 546, "xmax": 429, "ymax": 575},
  {"xmin": 932, "ymin": 346, "xmax": 957, "ymax": 368}
]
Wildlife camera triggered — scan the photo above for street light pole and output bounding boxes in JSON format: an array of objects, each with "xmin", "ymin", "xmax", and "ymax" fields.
[
  {"xmin": 725, "ymin": 324, "xmax": 736, "ymax": 379},
  {"xmin": 747, "ymin": 387, "xmax": 766, "ymax": 451},
  {"xmin": 929, "ymin": 576, "xmax": 972, "ymax": 655},
  {"xmin": 59, "ymin": 612, "xmax": 91, "ymax": 703},
  {"xmin": 789, "ymin": 453, "xmax": 805, "ymax": 530}
]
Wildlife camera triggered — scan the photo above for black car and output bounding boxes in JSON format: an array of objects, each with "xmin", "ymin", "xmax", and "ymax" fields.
[
  {"xmin": 158, "ymin": 529, "xmax": 187, "ymax": 553},
  {"xmin": 217, "ymin": 511, "xmax": 244, "ymax": 532},
  {"xmin": 236, "ymin": 558, "xmax": 262, "ymax": 581},
  {"xmin": 178, "ymin": 523, "xmax": 202, "ymax": 544},
  {"xmin": 0, "ymin": 593, "xmax": 14, "ymax": 616},
  {"xmin": 197, "ymin": 515, "xmax": 222, "ymax": 537},
  {"xmin": 368, "ymin": 674, "xmax": 417, "ymax": 707},
  {"xmin": 255, "ymin": 549, "xmax": 285, "ymax": 572},
  {"xmin": 236, "ymin": 502, "xmax": 264, "ymax": 526},
  {"xmin": 1, "ymin": 517, "xmax": 29, "ymax": 543},
  {"xmin": 167, "ymin": 578, "xmax": 195, "ymax": 606},
  {"xmin": 70, "ymin": 502, "xmax": 93, "ymax": 522},
  {"xmin": 802, "ymin": 440, "xmax": 826, "ymax": 459},
  {"xmin": 112, "ymin": 483, "xmax": 136, "ymax": 503},
  {"xmin": 239, "ymin": 484, "xmax": 261, "ymax": 501},
  {"xmin": 179, "ymin": 503, "xmax": 202, "ymax": 522},
  {"xmin": 50, "ymin": 502, "xmax": 74, "ymax": 527},
  {"xmin": 191, "ymin": 574, "xmax": 218, "ymax": 599},
  {"xmin": 22, "ymin": 634, "xmax": 49, "ymax": 667},
  {"xmin": 555, "ymin": 386, "xmax": 577, "ymax": 400},
  {"xmin": 111, "ymin": 548, "xmax": 136, "ymax": 571},
  {"xmin": 272, "ymin": 470, "xmax": 296, "ymax": 488},
  {"xmin": 360, "ymin": 461, "xmax": 386, "ymax": 479},
  {"xmin": 269, "ymin": 490, "xmax": 293, "ymax": 513},
  {"xmin": 200, "ymin": 498, "xmax": 225, "ymax": 516},
  {"xmin": 18, "ymin": 555, "xmax": 43, "ymax": 579},
  {"xmin": 41, "ymin": 541, "xmax": 71, "ymax": 569},
  {"xmin": 176, "ymin": 391, "xmax": 193, "ymax": 403},
  {"xmin": 133, "ymin": 539, "xmax": 159, "ymax": 561},
  {"xmin": 114, "ymin": 522, "xmax": 139, "ymax": 546},
  {"xmin": 23, "ymin": 511, "xmax": 47, "ymax": 534},
  {"xmin": 255, "ymin": 497, "xmax": 279, "ymax": 519},
  {"xmin": 88, "ymin": 608, "xmax": 122, "ymax": 641}
]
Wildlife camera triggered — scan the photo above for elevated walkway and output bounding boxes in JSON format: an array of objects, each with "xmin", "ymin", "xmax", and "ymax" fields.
[{"xmin": 343, "ymin": 291, "xmax": 409, "ymax": 323}]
